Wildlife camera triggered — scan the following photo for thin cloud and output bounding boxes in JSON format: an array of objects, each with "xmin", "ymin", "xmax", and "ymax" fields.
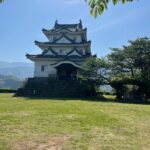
[
  {"xmin": 89, "ymin": 21, "xmax": 120, "ymax": 34},
  {"xmin": 64, "ymin": 0, "xmax": 83, "ymax": 5},
  {"xmin": 89, "ymin": 8, "xmax": 146, "ymax": 34}
]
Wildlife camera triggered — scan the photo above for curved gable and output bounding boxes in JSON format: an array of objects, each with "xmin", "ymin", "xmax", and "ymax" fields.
[
  {"xmin": 51, "ymin": 60, "xmax": 81, "ymax": 68},
  {"xmin": 56, "ymin": 36, "xmax": 72, "ymax": 44}
]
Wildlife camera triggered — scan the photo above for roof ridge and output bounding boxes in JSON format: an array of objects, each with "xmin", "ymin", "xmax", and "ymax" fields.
[
  {"xmin": 43, "ymin": 28, "xmax": 87, "ymax": 33},
  {"xmin": 54, "ymin": 20, "xmax": 82, "ymax": 29}
]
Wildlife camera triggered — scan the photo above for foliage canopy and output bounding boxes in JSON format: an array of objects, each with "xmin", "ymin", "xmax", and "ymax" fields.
[
  {"xmin": 85, "ymin": 0, "xmax": 134, "ymax": 17},
  {"xmin": 81, "ymin": 37, "xmax": 150, "ymax": 100},
  {"xmin": 0, "ymin": 0, "xmax": 4, "ymax": 3}
]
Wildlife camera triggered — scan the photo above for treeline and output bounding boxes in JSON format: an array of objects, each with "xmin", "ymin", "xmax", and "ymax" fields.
[
  {"xmin": 0, "ymin": 74, "xmax": 23, "ymax": 90},
  {"xmin": 79, "ymin": 37, "xmax": 150, "ymax": 101}
]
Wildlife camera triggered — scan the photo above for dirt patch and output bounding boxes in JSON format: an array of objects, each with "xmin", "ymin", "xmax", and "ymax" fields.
[{"xmin": 13, "ymin": 135, "xmax": 70, "ymax": 150}]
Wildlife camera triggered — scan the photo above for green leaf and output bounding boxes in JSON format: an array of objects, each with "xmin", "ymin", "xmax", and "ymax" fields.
[
  {"xmin": 0, "ymin": 0, "xmax": 4, "ymax": 3},
  {"xmin": 98, "ymin": 5, "xmax": 104, "ymax": 15},
  {"xmin": 85, "ymin": 0, "xmax": 134, "ymax": 17},
  {"xmin": 112, "ymin": 0, "xmax": 119, "ymax": 5}
]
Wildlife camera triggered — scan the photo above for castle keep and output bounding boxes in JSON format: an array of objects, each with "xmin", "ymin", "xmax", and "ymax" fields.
[
  {"xmin": 26, "ymin": 20, "xmax": 91, "ymax": 80},
  {"xmin": 17, "ymin": 21, "xmax": 94, "ymax": 97}
]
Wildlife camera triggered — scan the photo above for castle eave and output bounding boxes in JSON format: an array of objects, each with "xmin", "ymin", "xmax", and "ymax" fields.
[
  {"xmin": 26, "ymin": 53, "xmax": 90, "ymax": 60},
  {"xmin": 42, "ymin": 28, "xmax": 87, "ymax": 35},
  {"xmin": 35, "ymin": 40, "xmax": 91, "ymax": 49},
  {"xmin": 51, "ymin": 60, "xmax": 81, "ymax": 68}
]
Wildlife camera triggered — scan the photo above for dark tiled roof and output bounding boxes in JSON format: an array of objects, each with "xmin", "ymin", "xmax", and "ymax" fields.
[
  {"xmin": 35, "ymin": 40, "xmax": 91, "ymax": 45},
  {"xmin": 55, "ymin": 24, "xmax": 78, "ymax": 28},
  {"xmin": 26, "ymin": 54, "xmax": 90, "ymax": 59},
  {"xmin": 42, "ymin": 28, "xmax": 87, "ymax": 33},
  {"xmin": 54, "ymin": 20, "xmax": 83, "ymax": 30}
]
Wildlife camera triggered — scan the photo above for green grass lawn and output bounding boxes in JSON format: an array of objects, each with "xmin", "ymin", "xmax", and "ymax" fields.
[{"xmin": 0, "ymin": 94, "xmax": 150, "ymax": 150}]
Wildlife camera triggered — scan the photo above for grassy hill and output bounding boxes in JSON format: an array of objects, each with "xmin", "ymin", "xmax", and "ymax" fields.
[{"xmin": 0, "ymin": 94, "xmax": 150, "ymax": 150}]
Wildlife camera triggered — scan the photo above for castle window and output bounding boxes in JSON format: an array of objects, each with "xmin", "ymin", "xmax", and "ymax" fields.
[
  {"xmin": 41, "ymin": 65, "xmax": 45, "ymax": 72},
  {"xmin": 73, "ymin": 37, "xmax": 77, "ymax": 41},
  {"xmin": 79, "ymin": 49, "xmax": 83, "ymax": 54},
  {"xmin": 59, "ymin": 49, "xmax": 63, "ymax": 54},
  {"xmin": 53, "ymin": 36, "xmax": 57, "ymax": 41}
]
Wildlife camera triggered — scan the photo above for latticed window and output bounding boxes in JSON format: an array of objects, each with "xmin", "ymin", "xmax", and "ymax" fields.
[{"xmin": 41, "ymin": 65, "xmax": 45, "ymax": 72}]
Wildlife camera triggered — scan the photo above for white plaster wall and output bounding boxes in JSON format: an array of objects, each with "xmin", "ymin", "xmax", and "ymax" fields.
[
  {"xmin": 76, "ymin": 35, "xmax": 82, "ymax": 43},
  {"xmin": 34, "ymin": 61, "xmax": 57, "ymax": 77},
  {"xmin": 53, "ymin": 47, "xmax": 72, "ymax": 55},
  {"xmin": 56, "ymin": 37, "xmax": 71, "ymax": 43},
  {"xmin": 67, "ymin": 28, "xmax": 76, "ymax": 32},
  {"xmin": 66, "ymin": 34, "xmax": 82, "ymax": 43},
  {"xmin": 44, "ymin": 50, "xmax": 55, "ymax": 55},
  {"xmin": 48, "ymin": 36, "xmax": 53, "ymax": 42},
  {"xmin": 33, "ymin": 59, "xmax": 87, "ymax": 78},
  {"xmin": 78, "ymin": 47, "xmax": 85, "ymax": 55},
  {"xmin": 68, "ymin": 51, "xmax": 81, "ymax": 56},
  {"xmin": 48, "ymin": 35, "xmax": 60, "ymax": 42},
  {"xmin": 51, "ymin": 47, "xmax": 86, "ymax": 55},
  {"xmin": 48, "ymin": 33, "xmax": 82, "ymax": 43}
]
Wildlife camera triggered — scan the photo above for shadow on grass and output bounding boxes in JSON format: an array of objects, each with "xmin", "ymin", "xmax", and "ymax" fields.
[
  {"xmin": 14, "ymin": 94, "xmax": 107, "ymax": 101},
  {"xmin": 13, "ymin": 94, "xmax": 150, "ymax": 105}
]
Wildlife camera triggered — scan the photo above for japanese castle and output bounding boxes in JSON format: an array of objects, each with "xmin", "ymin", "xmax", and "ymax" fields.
[
  {"xmin": 26, "ymin": 20, "xmax": 92, "ymax": 80},
  {"xmin": 16, "ymin": 20, "xmax": 95, "ymax": 97}
]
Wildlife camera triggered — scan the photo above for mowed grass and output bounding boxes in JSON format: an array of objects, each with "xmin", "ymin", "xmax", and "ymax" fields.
[{"xmin": 0, "ymin": 94, "xmax": 150, "ymax": 150}]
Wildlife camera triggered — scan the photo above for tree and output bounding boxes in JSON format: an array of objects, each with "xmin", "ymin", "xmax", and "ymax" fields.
[
  {"xmin": 108, "ymin": 37, "xmax": 150, "ymax": 100},
  {"xmin": 80, "ymin": 37, "xmax": 150, "ymax": 101},
  {"xmin": 78, "ymin": 56, "xmax": 111, "ymax": 97},
  {"xmin": 0, "ymin": 0, "xmax": 4, "ymax": 3},
  {"xmin": 85, "ymin": 0, "xmax": 134, "ymax": 17},
  {"xmin": 79, "ymin": 56, "xmax": 110, "ymax": 83},
  {"xmin": 108, "ymin": 37, "xmax": 150, "ymax": 79}
]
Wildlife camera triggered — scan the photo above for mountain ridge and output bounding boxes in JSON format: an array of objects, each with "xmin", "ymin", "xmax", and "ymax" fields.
[{"xmin": 0, "ymin": 61, "xmax": 34, "ymax": 79}]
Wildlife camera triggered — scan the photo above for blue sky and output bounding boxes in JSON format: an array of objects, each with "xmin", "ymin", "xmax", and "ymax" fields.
[{"xmin": 0, "ymin": 0, "xmax": 150, "ymax": 62}]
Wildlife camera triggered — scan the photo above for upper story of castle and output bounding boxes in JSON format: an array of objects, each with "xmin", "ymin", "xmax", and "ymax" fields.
[{"xmin": 27, "ymin": 20, "xmax": 92, "ymax": 61}]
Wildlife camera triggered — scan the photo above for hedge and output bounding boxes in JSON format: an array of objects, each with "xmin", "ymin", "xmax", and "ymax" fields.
[{"xmin": 0, "ymin": 89, "xmax": 16, "ymax": 93}]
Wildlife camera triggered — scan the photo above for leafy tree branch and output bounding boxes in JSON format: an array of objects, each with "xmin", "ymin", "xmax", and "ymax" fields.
[
  {"xmin": 85, "ymin": 0, "xmax": 134, "ymax": 17},
  {"xmin": 0, "ymin": 0, "xmax": 4, "ymax": 3}
]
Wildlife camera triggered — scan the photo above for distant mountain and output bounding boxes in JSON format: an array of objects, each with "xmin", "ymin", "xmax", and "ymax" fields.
[
  {"xmin": 0, "ymin": 61, "xmax": 34, "ymax": 79},
  {"xmin": 0, "ymin": 74, "xmax": 23, "ymax": 90},
  {"xmin": 0, "ymin": 61, "xmax": 33, "ymax": 68}
]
